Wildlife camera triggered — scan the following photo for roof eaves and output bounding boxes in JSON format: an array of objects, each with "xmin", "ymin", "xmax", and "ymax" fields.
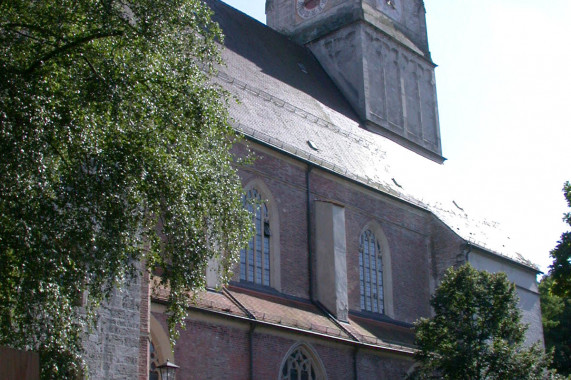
[
  {"xmin": 465, "ymin": 242, "xmax": 540, "ymax": 273},
  {"xmin": 235, "ymin": 121, "xmax": 429, "ymax": 211},
  {"xmin": 237, "ymin": 126, "xmax": 539, "ymax": 272},
  {"xmin": 186, "ymin": 302, "xmax": 416, "ymax": 356}
]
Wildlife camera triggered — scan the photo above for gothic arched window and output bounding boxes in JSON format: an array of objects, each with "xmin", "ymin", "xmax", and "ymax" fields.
[
  {"xmin": 280, "ymin": 344, "xmax": 326, "ymax": 380},
  {"xmin": 240, "ymin": 188, "xmax": 270, "ymax": 286},
  {"xmin": 359, "ymin": 229, "xmax": 384, "ymax": 313}
]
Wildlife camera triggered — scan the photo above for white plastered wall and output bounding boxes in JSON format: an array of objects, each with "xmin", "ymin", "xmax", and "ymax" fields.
[{"xmin": 468, "ymin": 249, "xmax": 544, "ymax": 346}]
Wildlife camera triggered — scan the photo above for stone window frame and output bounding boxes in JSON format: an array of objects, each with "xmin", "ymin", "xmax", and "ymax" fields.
[
  {"xmin": 149, "ymin": 340, "xmax": 160, "ymax": 380},
  {"xmin": 279, "ymin": 342, "xmax": 327, "ymax": 380},
  {"xmin": 239, "ymin": 179, "xmax": 281, "ymax": 292},
  {"xmin": 358, "ymin": 222, "xmax": 394, "ymax": 318},
  {"xmin": 149, "ymin": 315, "xmax": 173, "ymax": 380}
]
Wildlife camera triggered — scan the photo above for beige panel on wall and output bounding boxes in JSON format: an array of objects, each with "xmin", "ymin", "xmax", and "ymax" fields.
[{"xmin": 314, "ymin": 200, "xmax": 349, "ymax": 321}]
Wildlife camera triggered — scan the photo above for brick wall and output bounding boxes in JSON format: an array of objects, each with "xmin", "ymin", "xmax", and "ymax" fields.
[
  {"xmin": 163, "ymin": 312, "xmax": 250, "ymax": 380},
  {"xmin": 237, "ymin": 145, "xmax": 310, "ymax": 299},
  {"xmin": 157, "ymin": 309, "xmax": 414, "ymax": 380},
  {"xmin": 356, "ymin": 349, "xmax": 414, "ymax": 379},
  {"xmin": 429, "ymin": 218, "xmax": 466, "ymax": 287},
  {"xmin": 145, "ymin": 142, "xmax": 485, "ymax": 379},
  {"xmin": 309, "ymin": 341, "xmax": 355, "ymax": 380},
  {"xmin": 252, "ymin": 334, "xmax": 356, "ymax": 380},
  {"xmin": 342, "ymin": 196, "xmax": 432, "ymax": 323},
  {"xmin": 310, "ymin": 171, "xmax": 434, "ymax": 322},
  {"xmin": 235, "ymin": 144, "xmax": 435, "ymax": 323}
]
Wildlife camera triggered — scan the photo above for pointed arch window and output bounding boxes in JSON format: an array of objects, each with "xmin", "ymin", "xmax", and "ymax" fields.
[
  {"xmin": 359, "ymin": 229, "xmax": 384, "ymax": 313},
  {"xmin": 240, "ymin": 188, "xmax": 270, "ymax": 286},
  {"xmin": 280, "ymin": 344, "xmax": 325, "ymax": 380}
]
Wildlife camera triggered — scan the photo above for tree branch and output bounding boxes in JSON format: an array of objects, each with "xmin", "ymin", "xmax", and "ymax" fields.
[
  {"xmin": 81, "ymin": 56, "xmax": 101, "ymax": 79},
  {"xmin": 10, "ymin": 29, "xmax": 53, "ymax": 45},
  {"xmin": 23, "ymin": 30, "xmax": 124, "ymax": 75},
  {"xmin": 5, "ymin": 23, "xmax": 61, "ymax": 39}
]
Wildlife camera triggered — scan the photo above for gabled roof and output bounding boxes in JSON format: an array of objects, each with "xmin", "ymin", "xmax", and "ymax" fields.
[{"xmin": 206, "ymin": 0, "xmax": 536, "ymax": 270}]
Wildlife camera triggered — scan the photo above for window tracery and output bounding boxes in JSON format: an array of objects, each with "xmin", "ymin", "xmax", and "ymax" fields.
[
  {"xmin": 280, "ymin": 345, "xmax": 325, "ymax": 380},
  {"xmin": 359, "ymin": 229, "xmax": 384, "ymax": 313},
  {"xmin": 240, "ymin": 188, "xmax": 271, "ymax": 286}
]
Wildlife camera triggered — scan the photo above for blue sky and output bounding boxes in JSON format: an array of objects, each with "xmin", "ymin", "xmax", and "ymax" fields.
[{"xmin": 221, "ymin": 0, "xmax": 571, "ymax": 273}]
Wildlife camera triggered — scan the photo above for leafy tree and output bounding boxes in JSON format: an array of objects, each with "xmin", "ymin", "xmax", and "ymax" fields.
[
  {"xmin": 409, "ymin": 264, "xmax": 557, "ymax": 380},
  {"xmin": 539, "ymin": 275, "xmax": 571, "ymax": 376},
  {"xmin": 0, "ymin": 0, "xmax": 252, "ymax": 378},
  {"xmin": 549, "ymin": 181, "xmax": 571, "ymax": 298}
]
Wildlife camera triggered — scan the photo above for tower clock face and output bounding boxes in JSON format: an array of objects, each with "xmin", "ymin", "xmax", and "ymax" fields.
[
  {"xmin": 376, "ymin": 0, "xmax": 402, "ymax": 21},
  {"xmin": 296, "ymin": 0, "xmax": 328, "ymax": 19}
]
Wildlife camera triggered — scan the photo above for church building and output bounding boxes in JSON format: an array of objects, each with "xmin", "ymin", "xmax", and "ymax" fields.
[{"xmin": 83, "ymin": 1, "xmax": 544, "ymax": 379}]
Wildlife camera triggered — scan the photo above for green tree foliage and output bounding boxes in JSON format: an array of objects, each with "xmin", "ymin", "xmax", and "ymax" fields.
[
  {"xmin": 539, "ymin": 276, "xmax": 571, "ymax": 376},
  {"xmin": 409, "ymin": 264, "xmax": 557, "ymax": 380},
  {"xmin": 0, "ymin": 0, "xmax": 252, "ymax": 378},
  {"xmin": 549, "ymin": 181, "xmax": 571, "ymax": 298}
]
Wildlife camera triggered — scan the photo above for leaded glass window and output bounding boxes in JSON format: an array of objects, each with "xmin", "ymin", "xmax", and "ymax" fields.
[
  {"xmin": 280, "ymin": 346, "xmax": 322, "ymax": 380},
  {"xmin": 240, "ymin": 188, "xmax": 270, "ymax": 286},
  {"xmin": 359, "ymin": 230, "xmax": 384, "ymax": 313}
]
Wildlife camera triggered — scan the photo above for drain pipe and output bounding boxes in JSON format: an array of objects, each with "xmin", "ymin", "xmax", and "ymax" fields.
[
  {"xmin": 306, "ymin": 163, "xmax": 314, "ymax": 300},
  {"xmin": 222, "ymin": 288, "xmax": 256, "ymax": 379},
  {"xmin": 464, "ymin": 242, "xmax": 472, "ymax": 264},
  {"xmin": 249, "ymin": 322, "xmax": 255, "ymax": 380},
  {"xmin": 353, "ymin": 346, "xmax": 359, "ymax": 380}
]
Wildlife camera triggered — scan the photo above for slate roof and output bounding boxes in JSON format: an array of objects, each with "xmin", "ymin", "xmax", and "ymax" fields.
[
  {"xmin": 149, "ymin": 0, "xmax": 541, "ymax": 356},
  {"xmin": 205, "ymin": 0, "xmax": 537, "ymax": 270}
]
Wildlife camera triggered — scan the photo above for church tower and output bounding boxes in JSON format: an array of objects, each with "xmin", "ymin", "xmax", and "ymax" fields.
[{"xmin": 266, "ymin": 0, "xmax": 443, "ymax": 162}]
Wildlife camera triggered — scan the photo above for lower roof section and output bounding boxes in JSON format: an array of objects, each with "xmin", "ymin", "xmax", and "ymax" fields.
[{"xmin": 152, "ymin": 285, "xmax": 416, "ymax": 355}]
